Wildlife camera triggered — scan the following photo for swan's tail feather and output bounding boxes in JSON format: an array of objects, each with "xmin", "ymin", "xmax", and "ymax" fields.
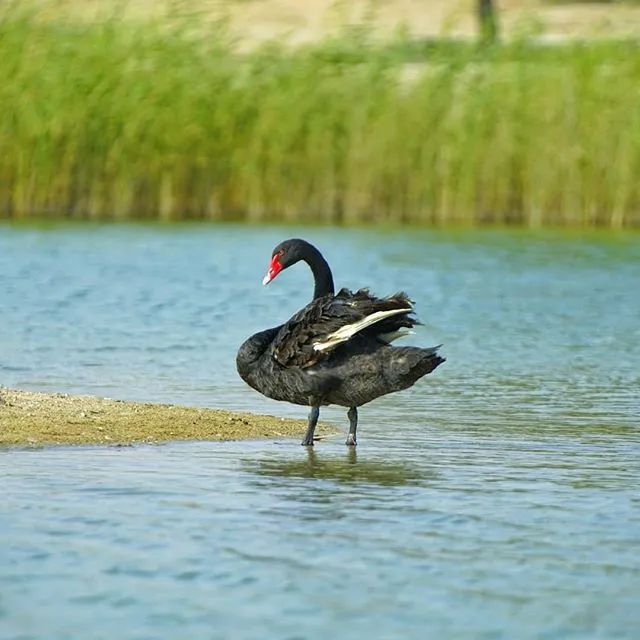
[{"xmin": 390, "ymin": 345, "xmax": 445, "ymax": 390}]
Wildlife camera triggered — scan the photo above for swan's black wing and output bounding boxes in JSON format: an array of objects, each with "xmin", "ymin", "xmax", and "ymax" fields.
[{"xmin": 272, "ymin": 288, "xmax": 418, "ymax": 368}]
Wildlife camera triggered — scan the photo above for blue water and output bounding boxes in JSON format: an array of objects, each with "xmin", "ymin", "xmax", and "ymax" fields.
[{"xmin": 1, "ymin": 224, "xmax": 639, "ymax": 639}]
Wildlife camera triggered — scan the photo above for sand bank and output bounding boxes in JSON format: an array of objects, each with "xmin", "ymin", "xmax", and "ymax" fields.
[{"xmin": 0, "ymin": 388, "xmax": 332, "ymax": 447}]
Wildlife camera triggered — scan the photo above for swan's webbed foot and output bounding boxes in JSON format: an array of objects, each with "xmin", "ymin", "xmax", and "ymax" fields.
[
  {"xmin": 302, "ymin": 406, "xmax": 319, "ymax": 447},
  {"xmin": 345, "ymin": 407, "xmax": 358, "ymax": 446}
]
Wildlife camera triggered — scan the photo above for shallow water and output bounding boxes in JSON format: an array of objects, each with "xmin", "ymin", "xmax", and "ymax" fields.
[{"xmin": 1, "ymin": 224, "xmax": 639, "ymax": 639}]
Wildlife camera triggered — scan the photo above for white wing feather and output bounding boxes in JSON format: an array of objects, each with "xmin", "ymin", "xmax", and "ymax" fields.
[{"xmin": 313, "ymin": 307, "xmax": 412, "ymax": 352}]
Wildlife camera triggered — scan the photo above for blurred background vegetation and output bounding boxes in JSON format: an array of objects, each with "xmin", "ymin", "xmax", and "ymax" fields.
[{"xmin": 2, "ymin": 0, "xmax": 639, "ymax": 227}]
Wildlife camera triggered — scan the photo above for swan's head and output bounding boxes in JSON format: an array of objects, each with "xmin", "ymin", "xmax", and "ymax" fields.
[{"xmin": 262, "ymin": 238, "xmax": 308, "ymax": 286}]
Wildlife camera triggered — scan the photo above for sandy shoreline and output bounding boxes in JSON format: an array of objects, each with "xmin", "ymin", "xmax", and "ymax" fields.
[{"xmin": 0, "ymin": 388, "xmax": 333, "ymax": 447}]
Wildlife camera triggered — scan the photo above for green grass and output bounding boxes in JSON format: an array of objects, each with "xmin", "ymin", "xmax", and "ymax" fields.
[{"xmin": 1, "ymin": 4, "xmax": 640, "ymax": 226}]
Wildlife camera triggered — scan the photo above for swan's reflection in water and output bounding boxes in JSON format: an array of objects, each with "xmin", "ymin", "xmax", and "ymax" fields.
[{"xmin": 248, "ymin": 447, "xmax": 436, "ymax": 487}]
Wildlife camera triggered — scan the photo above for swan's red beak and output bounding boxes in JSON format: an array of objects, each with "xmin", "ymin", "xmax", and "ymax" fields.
[{"xmin": 262, "ymin": 254, "xmax": 283, "ymax": 286}]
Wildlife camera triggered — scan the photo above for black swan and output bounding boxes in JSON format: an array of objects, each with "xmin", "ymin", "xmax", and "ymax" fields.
[{"xmin": 236, "ymin": 239, "xmax": 444, "ymax": 446}]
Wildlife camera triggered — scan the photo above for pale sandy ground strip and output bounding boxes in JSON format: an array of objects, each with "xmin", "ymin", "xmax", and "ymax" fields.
[
  {"xmin": 31, "ymin": 0, "xmax": 640, "ymax": 43},
  {"xmin": 0, "ymin": 388, "xmax": 335, "ymax": 446}
]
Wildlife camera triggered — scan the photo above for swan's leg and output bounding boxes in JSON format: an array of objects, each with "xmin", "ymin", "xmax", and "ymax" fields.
[
  {"xmin": 302, "ymin": 406, "xmax": 320, "ymax": 447},
  {"xmin": 346, "ymin": 407, "xmax": 358, "ymax": 446}
]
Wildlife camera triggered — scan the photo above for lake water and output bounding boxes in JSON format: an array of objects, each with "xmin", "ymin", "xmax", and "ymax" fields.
[{"xmin": 1, "ymin": 224, "xmax": 639, "ymax": 639}]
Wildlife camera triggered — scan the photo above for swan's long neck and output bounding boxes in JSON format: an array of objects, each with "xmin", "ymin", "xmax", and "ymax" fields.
[{"xmin": 304, "ymin": 246, "xmax": 334, "ymax": 299}]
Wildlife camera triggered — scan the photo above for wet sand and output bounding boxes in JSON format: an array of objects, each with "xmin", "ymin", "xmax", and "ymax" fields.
[{"xmin": 0, "ymin": 388, "xmax": 333, "ymax": 447}]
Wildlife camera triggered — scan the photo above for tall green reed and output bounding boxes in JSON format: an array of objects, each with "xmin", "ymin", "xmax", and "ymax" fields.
[{"xmin": 1, "ymin": 4, "xmax": 639, "ymax": 226}]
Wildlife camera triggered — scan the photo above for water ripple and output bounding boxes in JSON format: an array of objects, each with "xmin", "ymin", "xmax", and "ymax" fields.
[{"xmin": 1, "ymin": 226, "xmax": 640, "ymax": 639}]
